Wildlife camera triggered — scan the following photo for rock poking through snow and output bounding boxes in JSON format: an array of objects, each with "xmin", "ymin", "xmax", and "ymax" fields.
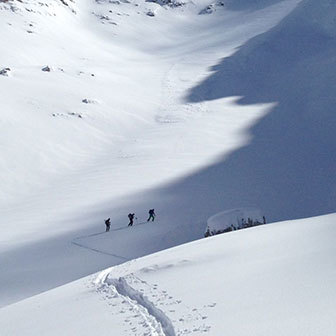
[
  {"xmin": 146, "ymin": 0, "xmax": 185, "ymax": 8},
  {"xmin": 41, "ymin": 65, "xmax": 51, "ymax": 72},
  {"xmin": 0, "ymin": 67, "xmax": 11, "ymax": 76},
  {"xmin": 82, "ymin": 98, "xmax": 98, "ymax": 104},
  {"xmin": 146, "ymin": 10, "xmax": 155, "ymax": 16},
  {"xmin": 199, "ymin": 1, "xmax": 224, "ymax": 14}
]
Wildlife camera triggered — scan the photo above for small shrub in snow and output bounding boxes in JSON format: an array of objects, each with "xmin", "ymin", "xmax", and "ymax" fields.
[{"xmin": 204, "ymin": 208, "xmax": 266, "ymax": 237}]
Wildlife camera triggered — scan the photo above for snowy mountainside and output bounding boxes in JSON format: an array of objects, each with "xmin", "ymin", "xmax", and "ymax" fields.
[
  {"xmin": 1, "ymin": 0, "xmax": 335, "ymax": 315},
  {"xmin": 1, "ymin": 214, "xmax": 335, "ymax": 335}
]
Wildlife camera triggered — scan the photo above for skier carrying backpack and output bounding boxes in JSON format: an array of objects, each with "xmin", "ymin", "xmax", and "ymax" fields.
[
  {"xmin": 147, "ymin": 209, "xmax": 156, "ymax": 222},
  {"xmin": 105, "ymin": 218, "xmax": 111, "ymax": 232},
  {"xmin": 128, "ymin": 213, "xmax": 135, "ymax": 226}
]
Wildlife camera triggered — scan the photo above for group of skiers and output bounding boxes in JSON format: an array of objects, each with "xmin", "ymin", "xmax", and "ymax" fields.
[{"xmin": 104, "ymin": 209, "xmax": 156, "ymax": 232}]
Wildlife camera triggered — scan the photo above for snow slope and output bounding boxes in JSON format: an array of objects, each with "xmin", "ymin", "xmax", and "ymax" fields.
[
  {"xmin": 186, "ymin": 0, "xmax": 336, "ymax": 222},
  {"xmin": 0, "ymin": 0, "xmax": 309, "ymax": 307},
  {"xmin": 1, "ymin": 2, "xmax": 335, "ymax": 332},
  {"xmin": 1, "ymin": 214, "xmax": 335, "ymax": 335}
]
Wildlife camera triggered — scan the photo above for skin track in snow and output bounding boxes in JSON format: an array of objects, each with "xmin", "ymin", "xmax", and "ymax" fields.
[{"xmin": 96, "ymin": 271, "xmax": 176, "ymax": 336}]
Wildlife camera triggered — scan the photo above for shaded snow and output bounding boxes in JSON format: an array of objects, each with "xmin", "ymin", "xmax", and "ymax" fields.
[
  {"xmin": 0, "ymin": 4, "xmax": 335, "ymax": 336},
  {"xmin": 0, "ymin": 0, "xmax": 304, "ymax": 307},
  {"xmin": 1, "ymin": 214, "xmax": 335, "ymax": 335}
]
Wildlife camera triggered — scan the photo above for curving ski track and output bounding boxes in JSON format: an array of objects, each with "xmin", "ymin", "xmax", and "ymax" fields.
[
  {"xmin": 96, "ymin": 271, "xmax": 176, "ymax": 336},
  {"xmin": 73, "ymin": 222, "xmax": 176, "ymax": 335}
]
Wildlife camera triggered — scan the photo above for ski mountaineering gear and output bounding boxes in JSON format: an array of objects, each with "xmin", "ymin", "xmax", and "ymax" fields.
[
  {"xmin": 147, "ymin": 209, "xmax": 156, "ymax": 222},
  {"xmin": 105, "ymin": 218, "xmax": 111, "ymax": 232},
  {"xmin": 128, "ymin": 213, "xmax": 135, "ymax": 226}
]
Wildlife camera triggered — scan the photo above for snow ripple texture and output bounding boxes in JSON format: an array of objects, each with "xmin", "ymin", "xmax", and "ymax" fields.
[{"xmin": 96, "ymin": 271, "xmax": 176, "ymax": 336}]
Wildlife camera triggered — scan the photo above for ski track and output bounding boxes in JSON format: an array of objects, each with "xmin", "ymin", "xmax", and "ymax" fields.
[
  {"xmin": 71, "ymin": 239, "xmax": 129, "ymax": 260},
  {"xmin": 96, "ymin": 271, "xmax": 176, "ymax": 336},
  {"xmin": 71, "ymin": 231, "xmax": 128, "ymax": 261},
  {"xmin": 71, "ymin": 221, "xmax": 149, "ymax": 260}
]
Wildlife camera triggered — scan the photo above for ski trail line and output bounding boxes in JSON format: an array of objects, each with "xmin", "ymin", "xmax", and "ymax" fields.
[
  {"xmin": 96, "ymin": 271, "xmax": 176, "ymax": 336},
  {"xmin": 71, "ymin": 239, "xmax": 128, "ymax": 261},
  {"xmin": 71, "ymin": 221, "xmax": 148, "ymax": 260}
]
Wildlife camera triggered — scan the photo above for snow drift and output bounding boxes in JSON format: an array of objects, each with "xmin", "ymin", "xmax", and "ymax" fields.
[{"xmin": 205, "ymin": 207, "xmax": 264, "ymax": 236}]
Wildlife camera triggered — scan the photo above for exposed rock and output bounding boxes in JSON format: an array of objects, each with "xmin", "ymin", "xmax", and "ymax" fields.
[
  {"xmin": 52, "ymin": 112, "xmax": 83, "ymax": 119},
  {"xmin": 199, "ymin": 4, "xmax": 214, "ymax": 14},
  {"xmin": 82, "ymin": 98, "xmax": 98, "ymax": 104},
  {"xmin": 0, "ymin": 67, "xmax": 11, "ymax": 76},
  {"xmin": 199, "ymin": 1, "xmax": 225, "ymax": 14},
  {"xmin": 146, "ymin": 10, "xmax": 155, "ymax": 16},
  {"xmin": 41, "ymin": 65, "xmax": 51, "ymax": 72},
  {"xmin": 146, "ymin": 0, "xmax": 185, "ymax": 8}
]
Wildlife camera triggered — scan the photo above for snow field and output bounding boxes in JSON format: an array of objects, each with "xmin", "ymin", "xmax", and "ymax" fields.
[
  {"xmin": 1, "ymin": 214, "xmax": 335, "ymax": 335},
  {"xmin": 0, "ymin": 0, "xmax": 305, "ymax": 307},
  {"xmin": 1, "ymin": 0, "xmax": 335, "ymax": 334}
]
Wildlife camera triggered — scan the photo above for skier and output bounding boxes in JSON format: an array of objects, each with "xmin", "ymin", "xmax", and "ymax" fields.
[
  {"xmin": 147, "ymin": 209, "xmax": 156, "ymax": 222},
  {"xmin": 105, "ymin": 218, "xmax": 111, "ymax": 232},
  {"xmin": 128, "ymin": 213, "xmax": 135, "ymax": 226},
  {"xmin": 263, "ymin": 216, "xmax": 266, "ymax": 224}
]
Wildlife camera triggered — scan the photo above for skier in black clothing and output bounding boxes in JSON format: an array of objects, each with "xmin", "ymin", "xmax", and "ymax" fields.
[
  {"xmin": 105, "ymin": 218, "xmax": 111, "ymax": 232},
  {"xmin": 128, "ymin": 213, "xmax": 135, "ymax": 226},
  {"xmin": 147, "ymin": 209, "xmax": 156, "ymax": 222}
]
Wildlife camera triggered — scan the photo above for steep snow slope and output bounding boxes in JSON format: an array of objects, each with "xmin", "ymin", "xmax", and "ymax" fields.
[
  {"xmin": 0, "ymin": 0, "xmax": 305, "ymax": 307},
  {"xmin": 1, "ymin": 214, "xmax": 335, "ymax": 335},
  {"xmin": 185, "ymin": 0, "xmax": 336, "ymax": 221}
]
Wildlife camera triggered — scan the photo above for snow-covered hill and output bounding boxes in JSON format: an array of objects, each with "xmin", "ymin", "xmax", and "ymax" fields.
[
  {"xmin": 1, "ymin": 214, "xmax": 335, "ymax": 335},
  {"xmin": 1, "ymin": 0, "xmax": 335, "ymax": 333}
]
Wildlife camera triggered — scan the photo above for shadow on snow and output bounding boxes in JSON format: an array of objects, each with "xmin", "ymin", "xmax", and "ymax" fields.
[{"xmin": 169, "ymin": 0, "xmax": 336, "ymax": 222}]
